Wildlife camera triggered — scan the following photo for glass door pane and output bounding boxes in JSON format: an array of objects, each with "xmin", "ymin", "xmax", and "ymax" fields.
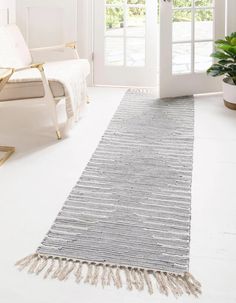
[
  {"xmin": 94, "ymin": 0, "xmax": 158, "ymax": 86},
  {"xmin": 104, "ymin": 0, "xmax": 146, "ymax": 67},
  {"xmin": 172, "ymin": 0, "xmax": 215, "ymax": 75},
  {"xmin": 159, "ymin": 0, "xmax": 225, "ymax": 97}
]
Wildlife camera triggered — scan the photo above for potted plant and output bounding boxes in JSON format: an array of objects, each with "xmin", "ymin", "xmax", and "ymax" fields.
[{"xmin": 207, "ymin": 32, "xmax": 236, "ymax": 110}]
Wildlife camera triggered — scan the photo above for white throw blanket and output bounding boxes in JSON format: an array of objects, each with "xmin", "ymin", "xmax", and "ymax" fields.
[{"xmin": 9, "ymin": 59, "xmax": 90, "ymax": 127}]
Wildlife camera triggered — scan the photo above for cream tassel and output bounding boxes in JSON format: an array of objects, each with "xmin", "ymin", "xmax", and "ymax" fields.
[
  {"xmin": 107, "ymin": 267, "xmax": 112, "ymax": 286},
  {"xmin": 169, "ymin": 274, "xmax": 184, "ymax": 297},
  {"xmin": 58, "ymin": 260, "xmax": 70, "ymax": 281},
  {"xmin": 101, "ymin": 265, "xmax": 108, "ymax": 288},
  {"xmin": 15, "ymin": 253, "xmax": 201, "ymax": 297},
  {"xmin": 160, "ymin": 272, "xmax": 170, "ymax": 295},
  {"xmin": 74, "ymin": 262, "xmax": 83, "ymax": 283},
  {"xmin": 154, "ymin": 271, "xmax": 168, "ymax": 296},
  {"xmin": 137, "ymin": 270, "xmax": 144, "ymax": 291},
  {"xmin": 143, "ymin": 270, "xmax": 153, "ymax": 295},
  {"xmin": 131, "ymin": 269, "xmax": 140, "ymax": 290},
  {"xmin": 51, "ymin": 258, "xmax": 63, "ymax": 279},
  {"xmin": 63, "ymin": 260, "xmax": 76, "ymax": 281},
  {"xmin": 184, "ymin": 274, "xmax": 201, "ymax": 297},
  {"xmin": 185, "ymin": 280, "xmax": 199, "ymax": 297},
  {"xmin": 109, "ymin": 267, "xmax": 118, "ymax": 288},
  {"xmin": 124, "ymin": 268, "xmax": 133, "ymax": 291},
  {"xmin": 177, "ymin": 275, "xmax": 191, "ymax": 295},
  {"xmin": 164, "ymin": 273, "xmax": 180, "ymax": 298},
  {"xmin": 115, "ymin": 267, "xmax": 122, "ymax": 289},
  {"xmin": 186, "ymin": 273, "xmax": 201, "ymax": 289},
  {"xmin": 91, "ymin": 265, "xmax": 100, "ymax": 286},
  {"xmin": 44, "ymin": 258, "xmax": 55, "ymax": 279},
  {"xmin": 28, "ymin": 255, "xmax": 40, "ymax": 274},
  {"xmin": 57, "ymin": 260, "xmax": 76, "ymax": 281},
  {"xmin": 15, "ymin": 254, "xmax": 35, "ymax": 267},
  {"xmin": 84, "ymin": 263, "xmax": 93, "ymax": 283},
  {"xmin": 16, "ymin": 254, "xmax": 36, "ymax": 271},
  {"xmin": 35, "ymin": 257, "xmax": 48, "ymax": 275}
]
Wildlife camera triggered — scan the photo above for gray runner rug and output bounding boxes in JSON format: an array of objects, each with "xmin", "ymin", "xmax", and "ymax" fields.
[{"xmin": 16, "ymin": 89, "xmax": 201, "ymax": 297}]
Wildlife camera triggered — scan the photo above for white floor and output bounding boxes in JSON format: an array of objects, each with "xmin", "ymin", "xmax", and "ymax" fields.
[{"xmin": 0, "ymin": 88, "xmax": 236, "ymax": 303}]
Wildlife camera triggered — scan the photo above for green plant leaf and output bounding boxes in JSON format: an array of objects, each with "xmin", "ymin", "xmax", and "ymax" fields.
[
  {"xmin": 228, "ymin": 64, "xmax": 236, "ymax": 71},
  {"xmin": 218, "ymin": 59, "xmax": 234, "ymax": 65},
  {"xmin": 207, "ymin": 64, "xmax": 226, "ymax": 77},
  {"xmin": 207, "ymin": 32, "xmax": 236, "ymax": 82},
  {"xmin": 211, "ymin": 51, "xmax": 231, "ymax": 60},
  {"xmin": 215, "ymin": 39, "xmax": 230, "ymax": 45},
  {"xmin": 229, "ymin": 32, "xmax": 236, "ymax": 40},
  {"xmin": 231, "ymin": 38, "xmax": 236, "ymax": 46},
  {"xmin": 226, "ymin": 36, "xmax": 231, "ymax": 43},
  {"xmin": 217, "ymin": 44, "xmax": 236, "ymax": 55}
]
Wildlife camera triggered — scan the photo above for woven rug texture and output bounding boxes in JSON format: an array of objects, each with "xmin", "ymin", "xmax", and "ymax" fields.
[{"xmin": 16, "ymin": 89, "xmax": 201, "ymax": 297}]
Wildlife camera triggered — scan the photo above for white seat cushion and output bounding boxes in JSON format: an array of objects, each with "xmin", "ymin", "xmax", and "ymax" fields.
[
  {"xmin": 0, "ymin": 59, "xmax": 90, "ymax": 101},
  {"xmin": 0, "ymin": 24, "xmax": 32, "ymax": 68}
]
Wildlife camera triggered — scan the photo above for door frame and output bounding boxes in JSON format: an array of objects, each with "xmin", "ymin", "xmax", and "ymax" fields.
[
  {"xmin": 84, "ymin": 0, "xmax": 228, "ymax": 90},
  {"xmin": 159, "ymin": 0, "xmax": 226, "ymax": 98},
  {"xmin": 77, "ymin": 0, "xmax": 94, "ymax": 86},
  {"xmin": 92, "ymin": 0, "xmax": 158, "ymax": 87},
  {"xmin": 226, "ymin": 0, "xmax": 236, "ymax": 34}
]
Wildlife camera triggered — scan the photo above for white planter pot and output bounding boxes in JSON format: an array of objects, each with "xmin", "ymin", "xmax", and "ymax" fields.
[{"xmin": 223, "ymin": 78, "xmax": 236, "ymax": 110}]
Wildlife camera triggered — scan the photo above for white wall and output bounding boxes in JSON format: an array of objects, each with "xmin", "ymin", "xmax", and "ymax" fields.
[
  {"xmin": 0, "ymin": 0, "xmax": 16, "ymax": 26},
  {"xmin": 16, "ymin": 0, "xmax": 77, "ymax": 48},
  {"xmin": 77, "ymin": 0, "xmax": 93, "ymax": 61},
  {"xmin": 15, "ymin": 0, "xmax": 92, "ymax": 61},
  {"xmin": 226, "ymin": 0, "xmax": 236, "ymax": 34}
]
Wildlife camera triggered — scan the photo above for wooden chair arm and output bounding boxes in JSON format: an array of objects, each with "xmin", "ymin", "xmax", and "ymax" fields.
[
  {"xmin": 30, "ymin": 41, "xmax": 79, "ymax": 59},
  {"xmin": 65, "ymin": 41, "xmax": 77, "ymax": 49},
  {"xmin": 0, "ymin": 68, "xmax": 14, "ymax": 91},
  {"xmin": 0, "ymin": 63, "xmax": 45, "ymax": 72},
  {"xmin": 14, "ymin": 63, "xmax": 45, "ymax": 72},
  {"xmin": 30, "ymin": 41, "xmax": 77, "ymax": 52}
]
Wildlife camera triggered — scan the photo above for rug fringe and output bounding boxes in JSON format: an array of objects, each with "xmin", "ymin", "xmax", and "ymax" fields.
[{"xmin": 15, "ymin": 254, "xmax": 201, "ymax": 297}]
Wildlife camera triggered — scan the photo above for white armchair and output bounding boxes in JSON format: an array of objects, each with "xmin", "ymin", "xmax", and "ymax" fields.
[{"xmin": 0, "ymin": 24, "xmax": 90, "ymax": 140}]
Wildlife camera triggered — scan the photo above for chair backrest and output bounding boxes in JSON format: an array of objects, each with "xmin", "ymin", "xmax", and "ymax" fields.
[{"xmin": 0, "ymin": 24, "xmax": 32, "ymax": 68}]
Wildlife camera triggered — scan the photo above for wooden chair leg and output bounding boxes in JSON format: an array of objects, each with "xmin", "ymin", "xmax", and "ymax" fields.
[
  {"xmin": 38, "ymin": 67, "xmax": 61, "ymax": 140},
  {"xmin": 0, "ymin": 146, "xmax": 15, "ymax": 166},
  {"xmin": 47, "ymin": 97, "xmax": 61, "ymax": 140},
  {"xmin": 56, "ymin": 130, "xmax": 61, "ymax": 140}
]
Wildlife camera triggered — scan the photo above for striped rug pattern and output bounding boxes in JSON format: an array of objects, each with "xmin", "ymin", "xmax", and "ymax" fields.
[{"xmin": 16, "ymin": 90, "xmax": 201, "ymax": 297}]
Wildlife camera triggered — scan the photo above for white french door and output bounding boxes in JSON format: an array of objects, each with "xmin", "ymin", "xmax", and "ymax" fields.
[
  {"xmin": 93, "ymin": 0, "xmax": 158, "ymax": 87},
  {"xmin": 159, "ymin": 0, "xmax": 225, "ymax": 98}
]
